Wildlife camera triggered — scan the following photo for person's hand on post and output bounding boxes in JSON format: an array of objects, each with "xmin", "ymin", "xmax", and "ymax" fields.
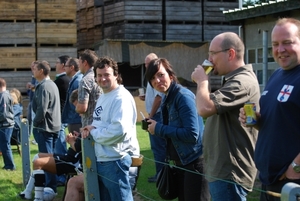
[
  {"xmin": 147, "ymin": 119, "xmax": 157, "ymax": 135},
  {"xmin": 81, "ymin": 125, "xmax": 95, "ymax": 139},
  {"xmin": 191, "ymin": 65, "xmax": 208, "ymax": 84}
]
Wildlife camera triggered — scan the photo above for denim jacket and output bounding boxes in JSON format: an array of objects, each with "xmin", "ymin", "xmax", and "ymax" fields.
[
  {"xmin": 154, "ymin": 82, "xmax": 204, "ymax": 165},
  {"xmin": 62, "ymin": 72, "xmax": 83, "ymax": 124}
]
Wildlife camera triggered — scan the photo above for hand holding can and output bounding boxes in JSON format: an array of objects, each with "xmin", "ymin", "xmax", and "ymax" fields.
[{"xmin": 243, "ymin": 102, "xmax": 257, "ymax": 126}]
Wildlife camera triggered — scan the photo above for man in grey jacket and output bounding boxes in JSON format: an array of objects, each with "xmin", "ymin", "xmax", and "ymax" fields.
[{"xmin": 31, "ymin": 60, "xmax": 61, "ymax": 200}]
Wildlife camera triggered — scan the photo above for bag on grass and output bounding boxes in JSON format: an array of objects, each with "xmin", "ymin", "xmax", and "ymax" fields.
[{"xmin": 156, "ymin": 164, "xmax": 178, "ymax": 200}]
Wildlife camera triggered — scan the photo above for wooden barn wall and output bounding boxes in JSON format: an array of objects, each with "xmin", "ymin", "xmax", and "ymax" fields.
[
  {"xmin": 97, "ymin": 40, "xmax": 123, "ymax": 62},
  {"xmin": 128, "ymin": 42, "xmax": 209, "ymax": 82}
]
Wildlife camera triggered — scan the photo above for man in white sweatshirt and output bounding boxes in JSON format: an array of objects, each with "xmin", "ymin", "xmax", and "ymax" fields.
[{"xmin": 64, "ymin": 56, "xmax": 140, "ymax": 201}]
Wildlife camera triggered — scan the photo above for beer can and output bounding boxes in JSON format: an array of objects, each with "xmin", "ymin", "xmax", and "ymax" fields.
[{"xmin": 243, "ymin": 102, "xmax": 257, "ymax": 125}]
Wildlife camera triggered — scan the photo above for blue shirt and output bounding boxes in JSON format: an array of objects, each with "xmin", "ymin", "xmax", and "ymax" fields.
[{"xmin": 255, "ymin": 66, "xmax": 300, "ymax": 185}]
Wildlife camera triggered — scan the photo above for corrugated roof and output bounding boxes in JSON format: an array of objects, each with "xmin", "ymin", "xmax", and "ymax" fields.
[
  {"xmin": 223, "ymin": 0, "xmax": 286, "ymax": 14},
  {"xmin": 222, "ymin": 0, "xmax": 300, "ymax": 21}
]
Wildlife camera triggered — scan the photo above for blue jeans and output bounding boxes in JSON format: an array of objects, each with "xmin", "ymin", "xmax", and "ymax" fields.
[
  {"xmin": 55, "ymin": 123, "xmax": 67, "ymax": 155},
  {"xmin": 0, "ymin": 127, "xmax": 15, "ymax": 170},
  {"xmin": 96, "ymin": 154, "xmax": 133, "ymax": 201},
  {"xmin": 129, "ymin": 167, "xmax": 138, "ymax": 190},
  {"xmin": 149, "ymin": 112, "xmax": 166, "ymax": 176},
  {"xmin": 55, "ymin": 124, "xmax": 67, "ymax": 184},
  {"xmin": 33, "ymin": 128, "xmax": 58, "ymax": 192},
  {"xmin": 209, "ymin": 180, "xmax": 248, "ymax": 201}
]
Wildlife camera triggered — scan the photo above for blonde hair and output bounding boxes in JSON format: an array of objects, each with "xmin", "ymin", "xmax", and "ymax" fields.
[
  {"xmin": 10, "ymin": 92, "xmax": 18, "ymax": 105},
  {"xmin": 10, "ymin": 88, "xmax": 22, "ymax": 104}
]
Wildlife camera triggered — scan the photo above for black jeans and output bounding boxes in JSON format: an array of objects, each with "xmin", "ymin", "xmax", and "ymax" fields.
[{"xmin": 174, "ymin": 157, "xmax": 210, "ymax": 201}]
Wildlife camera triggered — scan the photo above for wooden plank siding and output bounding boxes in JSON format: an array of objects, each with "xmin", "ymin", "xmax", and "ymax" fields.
[
  {"xmin": 166, "ymin": 24, "xmax": 202, "ymax": 41},
  {"xmin": 104, "ymin": 23, "xmax": 162, "ymax": 40},
  {"xmin": 203, "ymin": 25, "xmax": 239, "ymax": 41},
  {"xmin": 94, "ymin": 26, "xmax": 103, "ymax": 44},
  {"xmin": 86, "ymin": 0, "xmax": 94, "ymax": 8},
  {"xmin": 0, "ymin": 0, "xmax": 35, "ymax": 20},
  {"xmin": 37, "ymin": 47, "xmax": 77, "ymax": 68},
  {"xmin": 94, "ymin": 6, "xmax": 103, "ymax": 26},
  {"xmin": 104, "ymin": 1, "xmax": 162, "ymax": 24},
  {"xmin": 77, "ymin": 29, "xmax": 88, "ymax": 50},
  {"xmin": 1, "ymin": 71, "xmax": 32, "ymax": 94},
  {"xmin": 77, "ymin": 10, "xmax": 87, "ymax": 30},
  {"xmin": 37, "ymin": 0, "xmax": 76, "ymax": 21},
  {"xmin": 77, "ymin": 0, "xmax": 87, "ymax": 11},
  {"xmin": 86, "ymin": 7, "xmax": 94, "ymax": 29},
  {"xmin": 37, "ymin": 22, "xmax": 77, "ymax": 45},
  {"xmin": 165, "ymin": 1, "xmax": 202, "ymax": 22},
  {"xmin": 0, "ymin": 22, "xmax": 35, "ymax": 45},
  {"xmin": 203, "ymin": 1, "xmax": 238, "ymax": 23},
  {"xmin": 0, "ymin": 47, "xmax": 35, "ymax": 69}
]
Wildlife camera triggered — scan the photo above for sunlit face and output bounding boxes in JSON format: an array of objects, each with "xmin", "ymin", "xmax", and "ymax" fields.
[
  {"xmin": 64, "ymin": 60, "xmax": 73, "ymax": 77},
  {"xmin": 32, "ymin": 64, "xmax": 43, "ymax": 80},
  {"xmin": 96, "ymin": 65, "xmax": 118, "ymax": 93},
  {"xmin": 272, "ymin": 22, "xmax": 300, "ymax": 70},
  {"xmin": 150, "ymin": 64, "xmax": 172, "ymax": 94},
  {"xmin": 208, "ymin": 36, "xmax": 230, "ymax": 76},
  {"xmin": 55, "ymin": 59, "xmax": 64, "ymax": 72}
]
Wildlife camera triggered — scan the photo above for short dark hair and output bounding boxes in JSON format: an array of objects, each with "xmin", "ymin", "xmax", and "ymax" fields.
[
  {"xmin": 68, "ymin": 58, "xmax": 80, "ymax": 72},
  {"xmin": 145, "ymin": 58, "xmax": 178, "ymax": 87},
  {"xmin": 0, "ymin": 78, "xmax": 6, "ymax": 88},
  {"xmin": 36, "ymin": 60, "xmax": 51, "ymax": 76},
  {"xmin": 58, "ymin": 55, "xmax": 70, "ymax": 65},
  {"xmin": 94, "ymin": 56, "xmax": 123, "ymax": 84},
  {"xmin": 79, "ymin": 49, "xmax": 98, "ymax": 67}
]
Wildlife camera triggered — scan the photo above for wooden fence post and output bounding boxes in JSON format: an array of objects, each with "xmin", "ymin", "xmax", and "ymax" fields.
[
  {"xmin": 21, "ymin": 119, "xmax": 30, "ymax": 186},
  {"xmin": 82, "ymin": 136, "xmax": 100, "ymax": 200}
]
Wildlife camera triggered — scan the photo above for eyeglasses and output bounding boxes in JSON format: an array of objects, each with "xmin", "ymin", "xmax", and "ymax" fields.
[
  {"xmin": 208, "ymin": 48, "xmax": 230, "ymax": 56},
  {"xmin": 64, "ymin": 65, "xmax": 72, "ymax": 68}
]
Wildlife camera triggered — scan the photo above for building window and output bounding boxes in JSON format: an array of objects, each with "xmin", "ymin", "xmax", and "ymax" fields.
[
  {"xmin": 256, "ymin": 69, "xmax": 275, "ymax": 85},
  {"xmin": 257, "ymin": 47, "xmax": 274, "ymax": 63},
  {"xmin": 248, "ymin": 49, "xmax": 256, "ymax": 63}
]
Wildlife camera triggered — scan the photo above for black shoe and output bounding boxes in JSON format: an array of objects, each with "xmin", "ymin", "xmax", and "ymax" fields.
[
  {"xmin": 147, "ymin": 175, "xmax": 157, "ymax": 183},
  {"xmin": 18, "ymin": 192, "xmax": 31, "ymax": 200},
  {"xmin": 2, "ymin": 167, "xmax": 16, "ymax": 171}
]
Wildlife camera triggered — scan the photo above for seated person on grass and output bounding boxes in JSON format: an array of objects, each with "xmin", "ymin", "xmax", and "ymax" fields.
[{"xmin": 19, "ymin": 90, "xmax": 82, "ymax": 201}]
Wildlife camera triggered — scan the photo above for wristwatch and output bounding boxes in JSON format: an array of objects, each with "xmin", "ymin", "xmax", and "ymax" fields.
[{"xmin": 291, "ymin": 161, "xmax": 300, "ymax": 173}]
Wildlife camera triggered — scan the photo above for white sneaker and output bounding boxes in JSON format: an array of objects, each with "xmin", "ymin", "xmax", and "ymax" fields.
[{"xmin": 18, "ymin": 192, "xmax": 32, "ymax": 200}]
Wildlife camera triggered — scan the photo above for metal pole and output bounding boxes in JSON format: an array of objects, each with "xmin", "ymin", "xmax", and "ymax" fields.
[
  {"xmin": 262, "ymin": 30, "xmax": 268, "ymax": 89},
  {"xmin": 281, "ymin": 182, "xmax": 300, "ymax": 201}
]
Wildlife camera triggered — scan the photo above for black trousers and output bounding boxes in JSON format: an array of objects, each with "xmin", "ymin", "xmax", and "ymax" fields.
[{"xmin": 174, "ymin": 157, "xmax": 210, "ymax": 201}]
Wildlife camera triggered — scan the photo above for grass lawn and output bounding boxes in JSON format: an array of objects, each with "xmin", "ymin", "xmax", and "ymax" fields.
[{"xmin": 0, "ymin": 122, "xmax": 261, "ymax": 201}]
